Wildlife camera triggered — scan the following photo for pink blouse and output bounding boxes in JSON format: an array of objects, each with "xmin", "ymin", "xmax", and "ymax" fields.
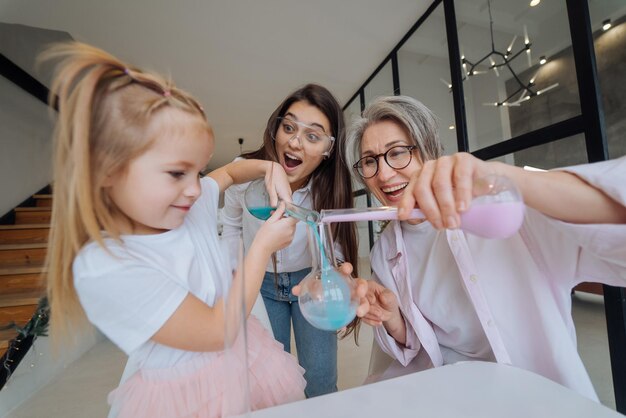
[{"xmin": 370, "ymin": 156, "xmax": 626, "ymax": 401}]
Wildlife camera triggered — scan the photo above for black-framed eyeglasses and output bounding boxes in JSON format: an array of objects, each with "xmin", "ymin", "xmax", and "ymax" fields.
[{"xmin": 353, "ymin": 145, "xmax": 417, "ymax": 179}]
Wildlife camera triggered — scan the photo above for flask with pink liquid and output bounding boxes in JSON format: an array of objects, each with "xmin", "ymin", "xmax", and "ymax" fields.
[{"xmin": 319, "ymin": 174, "xmax": 525, "ymax": 239}]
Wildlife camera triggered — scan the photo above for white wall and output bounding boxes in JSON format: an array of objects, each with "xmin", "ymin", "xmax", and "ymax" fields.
[{"xmin": 0, "ymin": 76, "xmax": 54, "ymax": 216}]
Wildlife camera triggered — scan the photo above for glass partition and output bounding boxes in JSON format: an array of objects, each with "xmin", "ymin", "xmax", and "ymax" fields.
[
  {"xmin": 455, "ymin": 0, "xmax": 581, "ymax": 151},
  {"xmin": 397, "ymin": 2, "xmax": 457, "ymax": 155},
  {"xmin": 589, "ymin": 4, "xmax": 626, "ymax": 160},
  {"xmin": 493, "ymin": 133, "xmax": 588, "ymax": 170},
  {"xmin": 343, "ymin": 97, "xmax": 362, "ymax": 127},
  {"xmin": 363, "ymin": 61, "xmax": 394, "ymax": 105}
]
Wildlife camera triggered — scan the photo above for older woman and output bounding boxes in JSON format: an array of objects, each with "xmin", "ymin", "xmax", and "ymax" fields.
[{"xmin": 345, "ymin": 95, "xmax": 626, "ymax": 401}]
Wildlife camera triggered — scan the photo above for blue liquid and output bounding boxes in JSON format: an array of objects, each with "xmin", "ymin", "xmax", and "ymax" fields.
[
  {"xmin": 299, "ymin": 221, "xmax": 357, "ymax": 331},
  {"xmin": 248, "ymin": 206, "xmax": 276, "ymax": 220},
  {"xmin": 301, "ymin": 300, "xmax": 357, "ymax": 331}
]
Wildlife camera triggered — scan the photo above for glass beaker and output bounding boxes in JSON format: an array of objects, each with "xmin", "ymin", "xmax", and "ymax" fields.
[{"xmin": 297, "ymin": 222, "xmax": 358, "ymax": 331}]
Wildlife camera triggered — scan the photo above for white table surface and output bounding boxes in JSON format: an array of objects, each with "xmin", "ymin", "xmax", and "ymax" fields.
[{"xmin": 249, "ymin": 362, "xmax": 622, "ymax": 418}]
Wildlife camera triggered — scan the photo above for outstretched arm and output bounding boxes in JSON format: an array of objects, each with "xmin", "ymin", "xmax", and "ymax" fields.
[
  {"xmin": 398, "ymin": 152, "xmax": 626, "ymax": 229},
  {"xmin": 209, "ymin": 159, "xmax": 292, "ymax": 205},
  {"xmin": 498, "ymin": 162, "xmax": 626, "ymax": 224}
]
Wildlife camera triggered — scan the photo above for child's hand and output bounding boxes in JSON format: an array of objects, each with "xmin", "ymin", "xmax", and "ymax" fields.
[
  {"xmin": 265, "ymin": 162, "xmax": 292, "ymax": 206},
  {"xmin": 256, "ymin": 203, "xmax": 297, "ymax": 254}
]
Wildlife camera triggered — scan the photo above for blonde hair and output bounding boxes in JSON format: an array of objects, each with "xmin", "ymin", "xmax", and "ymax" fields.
[{"xmin": 42, "ymin": 42, "xmax": 210, "ymax": 343}]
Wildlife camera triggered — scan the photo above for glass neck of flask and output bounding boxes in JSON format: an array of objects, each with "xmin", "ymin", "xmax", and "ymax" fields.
[
  {"xmin": 306, "ymin": 221, "xmax": 336, "ymax": 273},
  {"xmin": 282, "ymin": 201, "xmax": 320, "ymax": 224}
]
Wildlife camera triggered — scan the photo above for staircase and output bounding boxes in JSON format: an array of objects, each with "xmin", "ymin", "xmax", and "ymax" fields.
[{"xmin": 0, "ymin": 190, "xmax": 51, "ymax": 359}]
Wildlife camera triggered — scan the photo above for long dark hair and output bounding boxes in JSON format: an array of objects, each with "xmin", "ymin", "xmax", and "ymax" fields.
[{"xmin": 242, "ymin": 84, "xmax": 360, "ymax": 339}]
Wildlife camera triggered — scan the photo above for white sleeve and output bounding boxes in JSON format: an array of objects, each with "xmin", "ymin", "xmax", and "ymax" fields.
[
  {"xmin": 73, "ymin": 246, "xmax": 188, "ymax": 354},
  {"xmin": 559, "ymin": 156, "xmax": 626, "ymax": 286},
  {"xmin": 194, "ymin": 176, "xmax": 220, "ymax": 219},
  {"xmin": 520, "ymin": 156, "xmax": 626, "ymax": 288},
  {"xmin": 221, "ymin": 182, "xmax": 246, "ymax": 241},
  {"xmin": 220, "ymin": 182, "xmax": 248, "ymax": 272},
  {"xmin": 560, "ymin": 155, "xmax": 626, "ymax": 206},
  {"xmin": 219, "ymin": 156, "xmax": 247, "ymax": 244}
]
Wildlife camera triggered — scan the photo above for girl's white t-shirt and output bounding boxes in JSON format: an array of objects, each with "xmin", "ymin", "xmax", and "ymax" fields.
[{"xmin": 73, "ymin": 177, "xmax": 230, "ymax": 372}]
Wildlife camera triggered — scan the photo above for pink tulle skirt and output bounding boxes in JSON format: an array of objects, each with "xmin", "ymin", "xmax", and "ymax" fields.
[{"xmin": 108, "ymin": 316, "xmax": 306, "ymax": 418}]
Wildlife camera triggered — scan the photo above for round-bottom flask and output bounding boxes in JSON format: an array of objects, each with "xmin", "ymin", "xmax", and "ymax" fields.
[
  {"xmin": 459, "ymin": 174, "xmax": 525, "ymax": 239},
  {"xmin": 298, "ymin": 222, "xmax": 358, "ymax": 331}
]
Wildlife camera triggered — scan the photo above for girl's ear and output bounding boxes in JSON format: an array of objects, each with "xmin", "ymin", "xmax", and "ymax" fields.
[{"xmin": 101, "ymin": 173, "xmax": 116, "ymax": 187}]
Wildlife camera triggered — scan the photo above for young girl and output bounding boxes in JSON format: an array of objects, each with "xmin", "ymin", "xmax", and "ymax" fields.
[
  {"xmin": 44, "ymin": 42, "xmax": 306, "ymax": 418},
  {"xmin": 221, "ymin": 84, "xmax": 359, "ymax": 397},
  {"xmin": 346, "ymin": 95, "xmax": 626, "ymax": 401}
]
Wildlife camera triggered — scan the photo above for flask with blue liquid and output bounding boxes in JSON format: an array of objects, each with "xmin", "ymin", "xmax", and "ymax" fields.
[{"xmin": 243, "ymin": 179, "xmax": 359, "ymax": 331}]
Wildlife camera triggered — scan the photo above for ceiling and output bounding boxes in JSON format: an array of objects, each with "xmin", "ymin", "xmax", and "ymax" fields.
[
  {"xmin": 2, "ymin": 0, "xmax": 624, "ymax": 169},
  {"xmin": 1, "ymin": 0, "xmax": 432, "ymax": 169}
]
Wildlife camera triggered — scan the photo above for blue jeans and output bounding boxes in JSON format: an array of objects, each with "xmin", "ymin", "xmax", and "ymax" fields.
[{"xmin": 260, "ymin": 268, "xmax": 338, "ymax": 398}]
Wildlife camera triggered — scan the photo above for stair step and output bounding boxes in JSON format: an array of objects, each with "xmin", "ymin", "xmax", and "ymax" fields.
[
  {"xmin": 0, "ymin": 224, "xmax": 50, "ymax": 245},
  {"xmin": 0, "ymin": 243, "xmax": 47, "ymax": 250},
  {"xmin": 0, "ymin": 272, "xmax": 44, "ymax": 296},
  {"xmin": 0, "ymin": 306, "xmax": 38, "ymax": 329},
  {"xmin": 0, "ymin": 328, "xmax": 15, "ymax": 350},
  {"xmin": 0, "ymin": 187, "xmax": 52, "ymax": 364},
  {"xmin": 33, "ymin": 194, "xmax": 53, "ymax": 207},
  {"xmin": 0, "ymin": 265, "xmax": 45, "ymax": 277},
  {"xmin": 0, "ymin": 224, "xmax": 50, "ymax": 229},
  {"xmin": 13, "ymin": 207, "xmax": 51, "ymax": 212},
  {"xmin": 0, "ymin": 298, "xmax": 40, "ymax": 358},
  {"xmin": 0, "ymin": 293, "xmax": 43, "ymax": 309},
  {"xmin": 14, "ymin": 207, "xmax": 52, "ymax": 225},
  {"xmin": 0, "ymin": 328, "xmax": 39, "ymax": 357},
  {"xmin": 0, "ymin": 244, "xmax": 47, "ymax": 268},
  {"xmin": 0, "ymin": 327, "xmax": 23, "ymax": 351}
]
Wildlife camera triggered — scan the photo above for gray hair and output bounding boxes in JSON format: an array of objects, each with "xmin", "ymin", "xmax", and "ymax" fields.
[{"xmin": 345, "ymin": 95, "xmax": 443, "ymax": 184}]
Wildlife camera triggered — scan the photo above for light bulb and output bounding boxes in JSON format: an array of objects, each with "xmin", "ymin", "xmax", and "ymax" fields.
[
  {"xmin": 603, "ymin": 19, "xmax": 612, "ymax": 31},
  {"xmin": 539, "ymin": 56, "xmax": 547, "ymax": 65},
  {"xmin": 530, "ymin": 0, "xmax": 540, "ymax": 7}
]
